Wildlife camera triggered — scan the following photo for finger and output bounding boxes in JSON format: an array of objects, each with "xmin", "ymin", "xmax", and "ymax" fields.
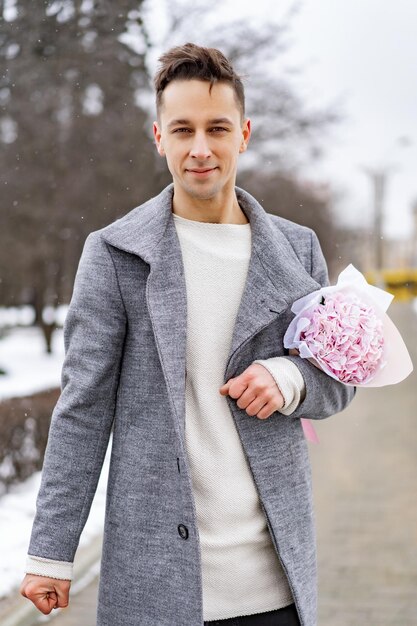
[
  {"xmin": 47, "ymin": 590, "xmax": 59, "ymax": 610},
  {"xmin": 245, "ymin": 396, "xmax": 269, "ymax": 417},
  {"xmin": 256, "ymin": 400, "xmax": 279, "ymax": 420},
  {"xmin": 236, "ymin": 388, "xmax": 257, "ymax": 410},
  {"xmin": 33, "ymin": 590, "xmax": 57, "ymax": 615},
  {"xmin": 226, "ymin": 378, "xmax": 249, "ymax": 400},
  {"xmin": 55, "ymin": 583, "xmax": 70, "ymax": 609},
  {"xmin": 219, "ymin": 381, "xmax": 231, "ymax": 395},
  {"xmin": 219, "ymin": 377, "xmax": 241, "ymax": 395}
]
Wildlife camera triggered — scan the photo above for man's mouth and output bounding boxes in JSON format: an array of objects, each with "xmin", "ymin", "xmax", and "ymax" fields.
[{"xmin": 186, "ymin": 167, "xmax": 217, "ymax": 177}]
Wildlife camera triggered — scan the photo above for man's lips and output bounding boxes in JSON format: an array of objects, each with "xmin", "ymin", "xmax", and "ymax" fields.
[{"xmin": 186, "ymin": 167, "xmax": 217, "ymax": 176}]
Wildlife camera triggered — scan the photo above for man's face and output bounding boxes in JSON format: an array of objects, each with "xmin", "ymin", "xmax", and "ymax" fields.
[{"xmin": 153, "ymin": 79, "xmax": 251, "ymax": 202}]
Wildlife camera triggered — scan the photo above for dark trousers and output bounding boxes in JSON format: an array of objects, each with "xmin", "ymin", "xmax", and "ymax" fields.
[{"xmin": 204, "ymin": 603, "xmax": 300, "ymax": 626}]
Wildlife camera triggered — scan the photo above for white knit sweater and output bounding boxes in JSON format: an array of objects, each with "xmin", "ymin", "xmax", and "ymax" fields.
[
  {"xmin": 25, "ymin": 212, "xmax": 306, "ymax": 620},
  {"xmin": 172, "ymin": 213, "xmax": 305, "ymax": 620}
]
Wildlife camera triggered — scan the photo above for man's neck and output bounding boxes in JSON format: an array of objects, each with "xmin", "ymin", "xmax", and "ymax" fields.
[{"xmin": 171, "ymin": 187, "xmax": 249, "ymax": 224}]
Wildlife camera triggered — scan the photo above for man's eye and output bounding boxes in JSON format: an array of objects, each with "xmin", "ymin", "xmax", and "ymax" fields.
[
  {"xmin": 173, "ymin": 128, "xmax": 191, "ymax": 133},
  {"xmin": 211, "ymin": 127, "xmax": 227, "ymax": 132}
]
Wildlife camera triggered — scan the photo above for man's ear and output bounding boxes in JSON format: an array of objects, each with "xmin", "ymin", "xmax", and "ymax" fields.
[
  {"xmin": 153, "ymin": 121, "xmax": 165, "ymax": 156},
  {"xmin": 239, "ymin": 117, "xmax": 251, "ymax": 153}
]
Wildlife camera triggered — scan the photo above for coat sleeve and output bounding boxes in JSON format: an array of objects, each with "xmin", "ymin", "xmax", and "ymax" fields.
[
  {"xmin": 26, "ymin": 231, "xmax": 127, "ymax": 570},
  {"xmin": 280, "ymin": 229, "xmax": 357, "ymax": 420}
]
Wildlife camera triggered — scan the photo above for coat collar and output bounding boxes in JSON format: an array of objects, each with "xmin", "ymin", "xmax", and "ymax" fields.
[
  {"xmin": 101, "ymin": 184, "xmax": 320, "ymax": 437},
  {"xmin": 101, "ymin": 182, "xmax": 319, "ymax": 309}
]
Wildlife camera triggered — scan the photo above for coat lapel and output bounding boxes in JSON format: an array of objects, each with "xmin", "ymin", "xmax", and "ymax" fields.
[
  {"xmin": 101, "ymin": 183, "xmax": 320, "ymax": 438},
  {"xmin": 101, "ymin": 185, "xmax": 188, "ymax": 440},
  {"xmin": 223, "ymin": 186, "xmax": 321, "ymax": 377}
]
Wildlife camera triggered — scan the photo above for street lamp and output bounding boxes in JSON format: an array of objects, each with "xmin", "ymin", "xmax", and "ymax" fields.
[
  {"xmin": 360, "ymin": 136, "xmax": 412, "ymax": 284},
  {"xmin": 360, "ymin": 165, "xmax": 397, "ymax": 275}
]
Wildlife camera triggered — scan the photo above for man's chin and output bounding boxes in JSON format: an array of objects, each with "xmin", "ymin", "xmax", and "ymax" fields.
[{"xmin": 181, "ymin": 182, "xmax": 222, "ymax": 201}]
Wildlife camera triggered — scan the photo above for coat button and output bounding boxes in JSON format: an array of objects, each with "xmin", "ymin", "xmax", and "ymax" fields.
[{"xmin": 178, "ymin": 524, "xmax": 189, "ymax": 540}]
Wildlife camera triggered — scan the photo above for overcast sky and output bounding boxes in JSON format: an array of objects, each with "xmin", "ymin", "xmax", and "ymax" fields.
[
  {"xmin": 146, "ymin": 0, "xmax": 417, "ymax": 239},
  {"xmin": 283, "ymin": 0, "xmax": 417, "ymax": 239}
]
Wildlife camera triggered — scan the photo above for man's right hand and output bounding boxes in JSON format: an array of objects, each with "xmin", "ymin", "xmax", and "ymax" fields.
[{"xmin": 19, "ymin": 574, "xmax": 71, "ymax": 614}]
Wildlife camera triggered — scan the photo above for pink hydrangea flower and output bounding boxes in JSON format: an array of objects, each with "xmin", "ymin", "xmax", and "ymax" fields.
[
  {"xmin": 283, "ymin": 264, "xmax": 414, "ymax": 443},
  {"xmin": 298, "ymin": 292, "xmax": 385, "ymax": 384}
]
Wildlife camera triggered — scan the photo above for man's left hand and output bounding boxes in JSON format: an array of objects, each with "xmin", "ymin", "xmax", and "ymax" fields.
[{"xmin": 219, "ymin": 363, "xmax": 285, "ymax": 420}]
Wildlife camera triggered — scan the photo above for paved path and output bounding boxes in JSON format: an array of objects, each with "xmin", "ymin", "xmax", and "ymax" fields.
[
  {"xmin": 310, "ymin": 301, "xmax": 417, "ymax": 625},
  {"xmin": 39, "ymin": 302, "xmax": 417, "ymax": 626}
]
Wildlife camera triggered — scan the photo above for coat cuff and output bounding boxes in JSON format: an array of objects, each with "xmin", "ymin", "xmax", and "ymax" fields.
[
  {"xmin": 253, "ymin": 357, "xmax": 306, "ymax": 416},
  {"xmin": 25, "ymin": 554, "xmax": 73, "ymax": 581}
]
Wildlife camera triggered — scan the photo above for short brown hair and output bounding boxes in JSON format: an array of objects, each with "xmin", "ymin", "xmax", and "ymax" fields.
[{"xmin": 154, "ymin": 42, "xmax": 245, "ymax": 120}]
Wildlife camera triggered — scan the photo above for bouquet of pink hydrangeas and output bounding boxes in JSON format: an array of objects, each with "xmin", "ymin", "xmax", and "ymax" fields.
[
  {"xmin": 291, "ymin": 290, "xmax": 385, "ymax": 384},
  {"xmin": 284, "ymin": 264, "xmax": 413, "ymax": 442}
]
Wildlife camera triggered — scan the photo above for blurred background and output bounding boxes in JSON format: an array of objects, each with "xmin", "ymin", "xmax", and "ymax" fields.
[{"xmin": 0, "ymin": 1, "xmax": 416, "ymax": 624}]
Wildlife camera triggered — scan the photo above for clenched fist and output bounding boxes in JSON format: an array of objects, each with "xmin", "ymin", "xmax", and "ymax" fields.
[
  {"xmin": 219, "ymin": 362, "xmax": 285, "ymax": 419},
  {"xmin": 19, "ymin": 573, "xmax": 71, "ymax": 615}
]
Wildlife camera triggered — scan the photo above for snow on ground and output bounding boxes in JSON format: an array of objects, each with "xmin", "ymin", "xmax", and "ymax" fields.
[
  {"xmin": 0, "ymin": 320, "xmax": 109, "ymax": 599},
  {"xmin": 0, "ymin": 440, "xmax": 110, "ymax": 599},
  {"xmin": 0, "ymin": 326, "xmax": 65, "ymax": 401}
]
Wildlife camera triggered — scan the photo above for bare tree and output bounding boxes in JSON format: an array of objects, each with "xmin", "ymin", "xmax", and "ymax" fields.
[{"xmin": 0, "ymin": 0, "xmax": 158, "ymax": 349}]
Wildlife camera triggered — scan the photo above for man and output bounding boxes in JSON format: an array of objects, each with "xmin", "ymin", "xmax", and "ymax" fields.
[{"xmin": 20, "ymin": 43, "xmax": 355, "ymax": 625}]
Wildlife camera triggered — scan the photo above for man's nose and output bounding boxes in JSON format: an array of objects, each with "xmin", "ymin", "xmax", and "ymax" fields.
[{"xmin": 189, "ymin": 132, "xmax": 211, "ymax": 160}]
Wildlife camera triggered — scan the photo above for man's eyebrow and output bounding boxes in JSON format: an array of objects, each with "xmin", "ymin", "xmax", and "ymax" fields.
[
  {"xmin": 208, "ymin": 117, "xmax": 234, "ymax": 125},
  {"xmin": 167, "ymin": 117, "xmax": 235, "ymax": 129},
  {"xmin": 167, "ymin": 119, "xmax": 189, "ymax": 128}
]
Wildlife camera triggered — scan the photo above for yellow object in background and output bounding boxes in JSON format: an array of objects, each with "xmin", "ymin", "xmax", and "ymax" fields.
[{"xmin": 364, "ymin": 268, "xmax": 417, "ymax": 301}]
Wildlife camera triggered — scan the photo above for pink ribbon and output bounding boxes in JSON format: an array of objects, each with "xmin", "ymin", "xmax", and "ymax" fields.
[{"xmin": 300, "ymin": 418, "xmax": 319, "ymax": 444}]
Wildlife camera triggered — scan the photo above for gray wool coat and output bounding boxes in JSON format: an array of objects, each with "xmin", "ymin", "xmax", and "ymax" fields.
[{"xmin": 27, "ymin": 183, "xmax": 355, "ymax": 626}]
